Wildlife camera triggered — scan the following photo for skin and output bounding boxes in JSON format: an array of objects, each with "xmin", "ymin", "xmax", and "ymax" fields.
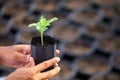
[
  {"xmin": 6, "ymin": 57, "xmax": 60, "ymax": 80},
  {"xmin": 0, "ymin": 45, "xmax": 60, "ymax": 80},
  {"xmin": 0, "ymin": 45, "xmax": 32, "ymax": 68}
]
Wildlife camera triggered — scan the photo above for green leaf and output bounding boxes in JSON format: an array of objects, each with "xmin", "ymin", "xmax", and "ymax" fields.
[
  {"xmin": 28, "ymin": 23, "xmax": 37, "ymax": 27},
  {"xmin": 40, "ymin": 15, "xmax": 47, "ymax": 27},
  {"xmin": 48, "ymin": 17, "xmax": 58, "ymax": 23}
]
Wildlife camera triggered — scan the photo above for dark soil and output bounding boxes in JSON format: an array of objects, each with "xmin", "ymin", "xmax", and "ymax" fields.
[{"xmin": 31, "ymin": 35, "xmax": 56, "ymax": 46}]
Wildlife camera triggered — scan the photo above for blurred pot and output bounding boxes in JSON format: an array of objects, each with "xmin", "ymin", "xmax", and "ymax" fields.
[
  {"xmin": 111, "ymin": 51, "xmax": 120, "ymax": 70},
  {"xmin": 30, "ymin": 0, "xmax": 60, "ymax": 12},
  {"xmin": 10, "ymin": 13, "xmax": 37, "ymax": 30},
  {"xmin": 115, "ymin": 17, "xmax": 120, "ymax": 32},
  {"xmin": 69, "ymin": 8, "xmax": 103, "ymax": 25},
  {"xmin": 50, "ymin": 22, "xmax": 80, "ymax": 42},
  {"xmin": 0, "ymin": 20, "xmax": 11, "ymax": 36},
  {"xmin": 63, "ymin": 0, "xmax": 90, "ymax": 10},
  {"xmin": 92, "ymin": 0, "xmax": 117, "ymax": 7},
  {"xmin": 64, "ymin": 39, "xmax": 95, "ymax": 57},
  {"xmin": 15, "ymin": 29, "xmax": 39, "ymax": 44},
  {"xmin": 84, "ymin": 22, "xmax": 114, "ymax": 40},
  {"xmin": 101, "ymin": 6, "xmax": 117, "ymax": 19},
  {"xmin": 1, "ymin": 2, "xmax": 28, "ymax": 17},
  {"xmin": 89, "ymin": 72, "xmax": 120, "ymax": 80},
  {"xmin": 0, "ymin": 34, "xmax": 15, "ymax": 46},
  {"xmin": 75, "ymin": 55, "xmax": 112, "ymax": 75},
  {"xmin": 98, "ymin": 36, "xmax": 120, "ymax": 53}
]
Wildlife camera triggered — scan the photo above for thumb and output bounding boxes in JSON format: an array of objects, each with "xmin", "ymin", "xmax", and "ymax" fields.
[
  {"xmin": 17, "ymin": 53, "xmax": 30, "ymax": 63},
  {"xmin": 14, "ymin": 45, "xmax": 31, "ymax": 55}
]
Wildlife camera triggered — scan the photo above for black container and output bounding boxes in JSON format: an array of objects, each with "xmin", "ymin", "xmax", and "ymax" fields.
[{"xmin": 31, "ymin": 35, "xmax": 56, "ymax": 71}]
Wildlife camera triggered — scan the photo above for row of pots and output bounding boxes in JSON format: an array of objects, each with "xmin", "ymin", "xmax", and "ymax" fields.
[
  {"xmin": 0, "ymin": 7, "xmax": 119, "ymax": 36},
  {"xmin": 47, "ymin": 51, "xmax": 120, "ymax": 80},
  {"xmin": 0, "ymin": 0, "xmax": 119, "ymax": 30}
]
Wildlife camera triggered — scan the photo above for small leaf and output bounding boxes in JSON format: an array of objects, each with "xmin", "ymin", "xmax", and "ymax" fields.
[
  {"xmin": 48, "ymin": 17, "xmax": 58, "ymax": 23},
  {"xmin": 36, "ymin": 25, "xmax": 41, "ymax": 31},
  {"xmin": 28, "ymin": 23, "xmax": 37, "ymax": 27},
  {"xmin": 40, "ymin": 15, "xmax": 47, "ymax": 27}
]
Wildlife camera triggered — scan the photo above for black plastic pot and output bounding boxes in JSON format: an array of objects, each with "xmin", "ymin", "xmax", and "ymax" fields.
[{"xmin": 31, "ymin": 35, "xmax": 56, "ymax": 71}]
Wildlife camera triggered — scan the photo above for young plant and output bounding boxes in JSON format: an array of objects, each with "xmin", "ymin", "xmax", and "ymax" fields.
[{"xmin": 28, "ymin": 15, "xmax": 58, "ymax": 46}]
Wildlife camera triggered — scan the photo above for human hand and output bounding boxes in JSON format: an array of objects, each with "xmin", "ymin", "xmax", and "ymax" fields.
[
  {"xmin": 0, "ymin": 45, "xmax": 32, "ymax": 68},
  {"xmin": 0, "ymin": 45, "xmax": 60, "ymax": 68},
  {"xmin": 6, "ymin": 57, "xmax": 60, "ymax": 80}
]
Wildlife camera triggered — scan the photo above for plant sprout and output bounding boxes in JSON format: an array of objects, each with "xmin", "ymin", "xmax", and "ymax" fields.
[{"xmin": 28, "ymin": 15, "xmax": 58, "ymax": 46}]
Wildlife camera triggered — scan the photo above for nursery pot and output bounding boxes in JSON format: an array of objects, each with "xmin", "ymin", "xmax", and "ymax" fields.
[{"xmin": 31, "ymin": 35, "xmax": 56, "ymax": 71}]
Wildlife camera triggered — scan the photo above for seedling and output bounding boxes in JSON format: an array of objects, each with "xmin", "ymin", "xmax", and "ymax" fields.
[{"xmin": 28, "ymin": 15, "xmax": 58, "ymax": 46}]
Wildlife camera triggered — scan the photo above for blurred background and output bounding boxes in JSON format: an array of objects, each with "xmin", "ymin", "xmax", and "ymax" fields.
[{"xmin": 0, "ymin": 0, "xmax": 120, "ymax": 80}]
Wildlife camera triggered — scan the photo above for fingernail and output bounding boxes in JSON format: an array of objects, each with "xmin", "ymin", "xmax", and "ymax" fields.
[
  {"xmin": 55, "ymin": 57, "xmax": 60, "ymax": 62},
  {"xmin": 56, "ymin": 67, "xmax": 61, "ymax": 71},
  {"xmin": 56, "ymin": 50, "xmax": 60, "ymax": 53}
]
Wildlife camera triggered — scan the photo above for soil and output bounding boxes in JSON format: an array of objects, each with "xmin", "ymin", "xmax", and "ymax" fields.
[
  {"xmin": 113, "ymin": 53, "xmax": 120, "ymax": 69},
  {"xmin": 11, "ymin": 13, "xmax": 37, "ymax": 30},
  {"xmin": 77, "ymin": 56, "xmax": 110, "ymax": 75},
  {"xmin": 31, "ymin": 36, "xmax": 56, "ymax": 47},
  {"xmin": 64, "ymin": 0, "xmax": 89, "ymax": 10},
  {"xmin": 99, "ymin": 36, "xmax": 120, "ymax": 52},
  {"xmin": 1, "ymin": 2, "xmax": 27, "ymax": 16},
  {"xmin": 51, "ymin": 24, "xmax": 79, "ymax": 42},
  {"xmin": 115, "ymin": 18, "xmax": 120, "ymax": 31},
  {"xmin": 0, "ymin": 34, "xmax": 14, "ymax": 46},
  {"xmin": 72, "ymin": 9, "xmax": 100, "ymax": 23},
  {"xmin": 64, "ymin": 40, "xmax": 92, "ymax": 56},
  {"xmin": 84, "ymin": 22, "xmax": 111, "ymax": 38},
  {"xmin": 90, "ymin": 73, "xmax": 120, "ymax": 80},
  {"xmin": 93, "ymin": 0, "xmax": 116, "ymax": 6},
  {"xmin": 32, "ymin": 0, "xmax": 59, "ymax": 12},
  {"xmin": 102, "ymin": 6, "xmax": 116, "ymax": 18},
  {"xmin": 0, "ymin": 20, "xmax": 8, "ymax": 35}
]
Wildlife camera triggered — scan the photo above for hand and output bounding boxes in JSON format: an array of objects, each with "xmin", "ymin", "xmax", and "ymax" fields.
[
  {"xmin": 6, "ymin": 57, "xmax": 61, "ymax": 80},
  {"xmin": 0, "ymin": 45, "xmax": 60, "ymax": 68},
  {"xmin": 0, "ymin": 45, "xmax": 32, "ymax": 68}
]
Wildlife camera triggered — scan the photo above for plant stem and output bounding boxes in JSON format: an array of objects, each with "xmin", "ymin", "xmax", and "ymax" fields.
[{"xmin": 41, "ymin": 32, "xmax": 44, "ymax": 46}]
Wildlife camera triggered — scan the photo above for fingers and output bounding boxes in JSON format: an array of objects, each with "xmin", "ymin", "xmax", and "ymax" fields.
[
  {"xmin": 17, "ymin": 53, "xmax": 30, "ymax": 63},
  {"xmin": 56, "ymin": 50, "xmax": 60, "ymax": 55},
  {"xmin": 25, "ymin": 57, "xmax": 35, "ymax": 67},
  {"xmin": 37, "ymin": 67, "xmax": 60, "ymax": 80},
  {"xmin": 31, "ymin": 57, "xmax": 60, "ymax": 72},
  {"xmin": 13, "ymin": 45, "xmax": 31, "ymax": 55},
  {"xmin": 13, "ymin": 45, "xmax": 30, "ymax": 50},
  {"xmin": 55, "ymin": 63, "xmax": 58, "ymax": 67},
  {"xmin": 13, "ymin": 57, "xmax": 35, "ymax": 68}
]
